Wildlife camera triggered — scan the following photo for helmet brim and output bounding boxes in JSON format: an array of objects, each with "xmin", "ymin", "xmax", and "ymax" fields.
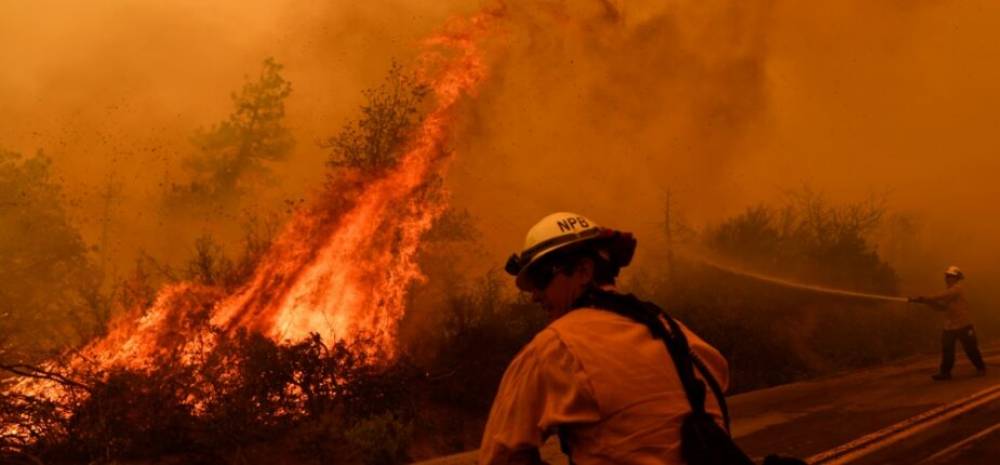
[
  {"xmin": 514, "ymin": 235, "xmax": 602, "ymax": 291},
  {"xmin": 514, "ymin": 230, "xmax": 639, "ymax": 291}
]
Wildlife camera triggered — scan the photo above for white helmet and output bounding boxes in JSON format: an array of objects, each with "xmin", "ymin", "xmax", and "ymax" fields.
[
  {"xmin": 504, "ymin": 212, "xmax": 636, "ymax": 290},
  {"xmin": 945, "ymin": 265, "xmax": 964, "ymax": 279}
]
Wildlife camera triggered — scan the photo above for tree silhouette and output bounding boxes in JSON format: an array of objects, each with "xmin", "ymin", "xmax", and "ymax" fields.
[
  {"xmin": 324, "ymin": 62, "xmax": 429, "ymax": 175},
  {"xmin": 0, "ymin": 149, "xmax": 100, "ymax": 359},
  {"xmin": 171, "ymin": 58, "xmax": 294, "ymax": 208}
]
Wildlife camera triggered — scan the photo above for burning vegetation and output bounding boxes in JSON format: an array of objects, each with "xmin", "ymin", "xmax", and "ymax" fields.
[
  {"xmin": 1, "ymin": 8, "xmax": 500, "ymax": 464},
  {"xmin": 2, "ymin": 1, "xmax": 1000, "ymax": 465}
]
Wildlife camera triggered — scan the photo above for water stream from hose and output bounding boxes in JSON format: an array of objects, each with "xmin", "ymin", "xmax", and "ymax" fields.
[{"xmin": 684, "ymin": 253, "xmax": 909, "ymax": 303}]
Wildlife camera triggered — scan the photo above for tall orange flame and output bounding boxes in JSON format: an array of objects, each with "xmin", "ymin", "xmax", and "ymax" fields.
[
  {"xmin": 9, "ymin": 7, "xmax": 503, "ymax": 401},
  {"xmin": 214, "ymin": 9, "xmax": 498, "ymax": 353}
]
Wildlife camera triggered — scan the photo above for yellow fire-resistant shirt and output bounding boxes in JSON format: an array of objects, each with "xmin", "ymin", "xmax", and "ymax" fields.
[
  {"xmin": 926, "ymin": 283, "xmax": 973, "ymax": 330},
  {"xmin": 479, "ymin": 307, "xmax": 729, "ymax": 465}
]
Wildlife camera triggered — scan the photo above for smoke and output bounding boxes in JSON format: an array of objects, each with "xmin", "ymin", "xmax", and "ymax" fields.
[
  {"xmin": 0, "ymin": 0, "xmax": 481, "ymax": 267},
  {"xmin": 734, "ymin": 1, "xmax": 1000, "ymax": 295},
  {"xmin": 445, "ymin": 1, "xmax": 1000, "ymax": 300},
  {"xmin": 447, "ymin": 0, "xmax": 773, "ymax": 272},
  {"xmin": 3, "ymin": 0, "xmax": 1000, "ymax": 304}
]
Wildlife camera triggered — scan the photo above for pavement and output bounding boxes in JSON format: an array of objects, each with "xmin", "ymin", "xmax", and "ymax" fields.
[
  {"xmin": 731, "ymin": 343, "xmax": 1000, "ymax": 462},
  {"xmin": 848, "ymin": 394, "xmax": 1000, "ymax": 465},
  {"xmin": 415, "ymin": 342, "xmax": 1000, "ymax": 464}
]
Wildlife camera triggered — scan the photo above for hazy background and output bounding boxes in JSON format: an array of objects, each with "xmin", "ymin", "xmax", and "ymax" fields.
[
  {"xmin": 4, "ymin": 1, "xmax": 1000, "ymax": 460},
  {"xmin": 3, "ymin": 0, "xmax": 1000, "ymax": 299}
]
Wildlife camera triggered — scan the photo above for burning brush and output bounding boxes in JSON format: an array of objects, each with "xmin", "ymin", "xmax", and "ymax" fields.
[{"xmin": 1, "ymin": 7, "xmax": 505, "ymax": 455}]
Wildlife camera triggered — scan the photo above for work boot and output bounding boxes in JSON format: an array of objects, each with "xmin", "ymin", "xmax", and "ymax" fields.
[{"xmin": 931, "ymin": 372, "xmax": 952, "ymax": 381}]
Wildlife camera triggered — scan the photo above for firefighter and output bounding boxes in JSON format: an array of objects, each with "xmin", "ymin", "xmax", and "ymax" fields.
[
  {"xmin": 479, "ymin": 212, "xmax": 730, "ymax": 465},
  {"xmin": 909, "ymin": 266, "xmax": 987, "ymax": 380}
]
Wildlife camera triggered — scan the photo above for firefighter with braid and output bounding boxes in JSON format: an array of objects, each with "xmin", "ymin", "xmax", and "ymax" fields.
[
  {"xmin": 478, "ymin": 212, "xmax": 731, "ymax": 465},
  {"xmin": 909, "ymin": 266, "xmax": 987, "ymax": 380}
]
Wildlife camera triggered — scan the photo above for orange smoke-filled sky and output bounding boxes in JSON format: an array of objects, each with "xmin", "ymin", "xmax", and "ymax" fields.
[{"xmin": 2, "ymin": 0, "xmax": 1000, "ymax": 291}]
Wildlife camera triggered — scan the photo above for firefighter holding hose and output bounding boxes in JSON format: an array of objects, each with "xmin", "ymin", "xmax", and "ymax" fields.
[
  {"xmin": 909, "ymin": 266, "xmax": 987, "ymax": 380},
  {"xmin": 478, "ymin": 212, "xmax": 737, "ymax": 465}
]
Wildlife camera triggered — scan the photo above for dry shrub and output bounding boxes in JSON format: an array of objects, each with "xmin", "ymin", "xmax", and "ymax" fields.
[
  {"xmin": 398, "ymin": 270, "xmax": 546, "ymax": 456},
  {"xmin": 657, "ymin": 191, "xmax": 937, "ymax": 392},
  {"xmin": 344, "ymin": 412, "xmax": 414, "ymax": 465},
  {"xmin": 59, "ymin": 367, "xmax": 198, "ymax": 461},
  {"xmin": 1, "ymin": 328, "xmax": 421, "ymax": 465}
]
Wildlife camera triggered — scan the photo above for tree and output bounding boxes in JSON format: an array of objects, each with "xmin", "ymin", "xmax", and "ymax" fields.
[
  {"xmin": 171, "ymin": 58, "xmax": 294, "ymax": 207},
  {"xmin": 323, "ymin": 62, "xmax": 429, "ymax": 174},
  {"xmin": 705, "ymin": 188, "xmax": 897, "ymax": 293},
  {"xmin": 0, "ymin": 149, "xmax": 99, "ymax": 359},
  {"xmin": 677, "ymin": 189, "xmax": 917, "ymax": 391}
]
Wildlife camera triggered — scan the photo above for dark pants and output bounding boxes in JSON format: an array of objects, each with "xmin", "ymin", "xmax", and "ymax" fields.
[{"xmin": 940, "ymin": 325, "xmax": 986, "ymax": 374}]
